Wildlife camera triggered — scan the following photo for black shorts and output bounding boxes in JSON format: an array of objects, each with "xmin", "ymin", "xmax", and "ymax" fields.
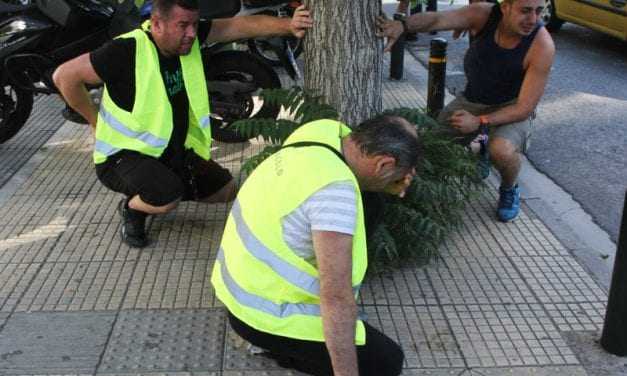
[{"xmin": 95, "ymin": 150, "xmax": 233, "ymax": 207}]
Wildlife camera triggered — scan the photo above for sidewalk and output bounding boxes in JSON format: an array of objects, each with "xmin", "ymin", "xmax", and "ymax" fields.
[{"xmin": 0, "ymin": 53, "xmax": 620, "ymax": 375}]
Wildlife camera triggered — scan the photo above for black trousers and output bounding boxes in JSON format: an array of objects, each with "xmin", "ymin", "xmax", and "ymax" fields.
[{"xmin": 229, "ymin": 312, "xmax": 404, "ymax": 376}]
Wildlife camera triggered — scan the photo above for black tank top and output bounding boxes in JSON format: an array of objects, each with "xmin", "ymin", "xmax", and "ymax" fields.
[{"xmin": 463, "ymin": 5, "xmax": 542, "ymax": 105}]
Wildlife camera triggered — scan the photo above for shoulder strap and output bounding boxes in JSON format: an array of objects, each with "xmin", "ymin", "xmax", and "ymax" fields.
[{"xmin": 282, "ymin": 141, "xmax": 347, "ymax": 166}]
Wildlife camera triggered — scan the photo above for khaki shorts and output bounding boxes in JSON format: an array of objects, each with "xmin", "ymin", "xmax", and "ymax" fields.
[{"xmin": 436, "ymin": 95, "xmax": 535, "ymax": 153}]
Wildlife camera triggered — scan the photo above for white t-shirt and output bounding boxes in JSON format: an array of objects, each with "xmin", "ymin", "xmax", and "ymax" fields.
[{"xmin": 281, "ymin": 181, "xmax": 357, "ymax": 266}]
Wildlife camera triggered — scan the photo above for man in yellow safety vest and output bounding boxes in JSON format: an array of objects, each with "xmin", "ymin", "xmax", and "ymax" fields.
[
  {"xmin": 53, "ymin": 0, "xmax": 312, "ymax": 248},
  {"xmin": 212, "ymin": 116, "xmax": 422, "ymax": 376}
]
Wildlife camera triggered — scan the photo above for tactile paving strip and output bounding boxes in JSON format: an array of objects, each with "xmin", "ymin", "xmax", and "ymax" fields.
[
  {"xmin": 426, "ymin": 255, "xmax": 535, "ymax": 305},
  {"xmin": 122, "ymin": 258, "xmax": 220, "ymax": 310},
  {"xmin": 223, "ymin": 327, "xmax": 286, "ymax": 371},
  {"xmin": 444, "ymin": 304, "xmax": 578, "ymax": 367},
  {"xmin": 0, "ymin": 263, "xmax": 39, "ymax": 312},
  {"xmin": 365, "ymin": 305, "xmax": 465, "ymax": 369},
  {"xmin": 16, "ymin": 261, "xmax": 135, "ymax": 312},
  {"xmin": 0, "ymin": 311, "xmax": 115, "ymax": 374},
  {"xmin": 100, "ymin": 309, "xmax": 226, "ymax": 373},
  {"xmin": 544, "ymin": 302, "xmax": 606, "ymax": 332},
  {"xmin": 511, "ymin": 256, "xmax": 607, "ymax": 304}
]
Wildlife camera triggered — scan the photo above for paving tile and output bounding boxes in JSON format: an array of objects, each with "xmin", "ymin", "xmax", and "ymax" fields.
[
  {"xmin": 0, "ymin": 221, "xmax": 66, "ymax": 264},
  {"xmin": 122, "ymin": 258, "xmax": 220, "ymax": 310},
  {"xmin": 472, "ymin": 365, "xmax": 588, "ymax": 375},
  {"xmin": 0, "ymin": 96, "xmax": 66, "ymax": 189},
  {"xmin": 364, "ymin": 305, "xmax": 464, "ymax": 369},
  {"xmin": 0, "ymin": 311, "xmax": 115, "ymax": 374},
  {"xmin": 99, "ymin": 373, "xmax": 219, "ymax": 376},
  {"xmin": 360, "ymin": 266, "xmax": 438, "ymax": 306},
  {"xmin": 444, "ymin": 304, "xmax": 577, "ymax": 367},
  {"xmin": 511, "ymin": 256, "xmax": 607, "ymax": 304},
  {"xmin": 100, "ymin": 309, "xmax": 226, "ymax": 373},
  {"xmin": 0, "ymin": 263, "xmax": 39, "ymax": 313},
  {"xmin": 223, "ymin": 371, "xmax": 307, "ymax": 376},
  {"xmin": 544, "ymin": 302, "xmax": 606, "ymax": 332},
  {"xmin": 400, "ymin": 369, "xmax": 466, "ymax": 375},
  {"xmin": 426, "ymin": 255, "xmax": 535, "ymax": 305},
  {"xmin": 16, "ymin": 261, "xmax": 135, "ymax": 312}
]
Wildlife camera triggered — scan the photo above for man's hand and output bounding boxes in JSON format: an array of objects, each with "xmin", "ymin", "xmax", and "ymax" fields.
[
  {"xmin": 385, "ymin": 168, "xmax": 416, "ymax": 198},
  {"xmin": 376, "ymin": 15, "xmax": 404, "ymax": 52},
  {"xmin": 449, "ymin": 110, "xmax": 480, "ymax": 134},
  {"xmin": 289, "ymin": 5, "xmax": 313, "ymax": 38}
]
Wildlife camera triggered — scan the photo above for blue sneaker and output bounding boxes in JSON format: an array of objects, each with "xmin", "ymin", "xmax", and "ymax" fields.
[{"xmin": 497, "ymin": 184, "xmax": 520, "ymax": 222}]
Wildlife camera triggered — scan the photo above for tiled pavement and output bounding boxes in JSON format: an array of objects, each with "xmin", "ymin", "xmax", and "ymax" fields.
[{"xmin": 0, "ymin": 58, "xmax": 617, "ymax": 375}]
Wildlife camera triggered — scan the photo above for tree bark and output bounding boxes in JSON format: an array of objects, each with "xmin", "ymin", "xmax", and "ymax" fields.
[{"xmin": 303, "ymin": 0, "xmax": 383, "ymax": 127}]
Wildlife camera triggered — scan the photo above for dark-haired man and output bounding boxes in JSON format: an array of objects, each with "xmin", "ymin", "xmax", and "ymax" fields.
[
  {"xmin": 378, "ymin": 0, "xmax": 555, "ymax": 222},
  {"xmin": 53, "ymin": 0, "xmax": 312, "ymax": 247},
  {"xmin": 212, "ymin": 116, "xmax": 421, "ymax": 376}
]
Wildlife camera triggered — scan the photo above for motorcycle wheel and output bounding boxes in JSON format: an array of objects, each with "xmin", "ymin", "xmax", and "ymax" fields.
[
  {"xmin": 203, "ymin": 50, "xmax": 281, "ymax": 143},
  {"xmin": 0, "ymin": 84, "xmax": 33, "ymax": 143},
  {"xmin": 247, "ymin": 37, "xmax": 303, "ymax": 67}
]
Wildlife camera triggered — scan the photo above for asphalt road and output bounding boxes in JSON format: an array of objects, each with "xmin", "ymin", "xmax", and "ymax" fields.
[{"xmin": 400, "ymin": 1, "xmax": 627, "ymax": 243}]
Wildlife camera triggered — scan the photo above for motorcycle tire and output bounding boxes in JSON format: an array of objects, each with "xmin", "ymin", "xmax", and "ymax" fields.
[
  {"xmin": 247, "ymin": 37, "xmax": 303, "ymax": 67},
  {"xmin": 0, "ymin": 84, "xmax": 33, "ymax": 143},
  {"xmin": 203, "ymin": 50, "xmax": 281, "ymax": 143}
]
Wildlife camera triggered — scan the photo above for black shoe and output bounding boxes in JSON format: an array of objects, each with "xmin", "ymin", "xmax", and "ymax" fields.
[{"xmin": 118, "ymin": 198, "xmax": 148, "ymax": 248}]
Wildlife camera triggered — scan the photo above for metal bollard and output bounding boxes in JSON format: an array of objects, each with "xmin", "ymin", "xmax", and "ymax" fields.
[
  {"xmin": 390, "ymin": 13, "xmax": 406, "ymax": 80},
  {"xmin": 600, "ymin": 190, "xmax": 627, "ymax": 356},
  {"xmin": 427, "ymin": 38, "xmax": 447, "ymax": 117}
]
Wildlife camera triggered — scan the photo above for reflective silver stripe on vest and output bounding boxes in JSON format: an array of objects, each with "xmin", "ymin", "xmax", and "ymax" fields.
[
  {"xmin": 200, "ymin": 115, "xmax": 210, "ymax": 129},
  {"xmin": 218, "ymin": 248, "xmax": 321, "ymax": 317},
  {"xmin": 99, "ymin": 107, "xmax": 168, "ymax": 148},
  {"xmin": 95, "ymin": 140, "xmax": 121, "ymax": 157},
  {"xmin": 232, "ymin": 199, "xmax": 321, "ymax": 296}
]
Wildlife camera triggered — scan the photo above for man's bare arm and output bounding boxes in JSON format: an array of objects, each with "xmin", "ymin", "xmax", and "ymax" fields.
[
  {"xmin": 377, "ymin": 3, "xmax": 492, "ymax": 51},
  {"xmin": 53, "ymin": 53, "xmax": 103, "ymax": 130},
  {"xmin": 207, "ymin": 5, "xmax": 312, "ymax": 43},
  {"xmin": 313, "ymin": 230, "xmax": 358, "ymax": 376}
]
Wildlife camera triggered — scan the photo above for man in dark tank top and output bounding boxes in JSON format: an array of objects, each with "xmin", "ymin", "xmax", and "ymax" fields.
[{"xmin": 378, "ymin": 0, "xmax": 555, "ymax": 223}]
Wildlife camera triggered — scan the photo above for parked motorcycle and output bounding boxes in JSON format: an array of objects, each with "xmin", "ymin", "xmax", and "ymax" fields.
[
  {"xmin": 139, "ymin": 0, "xmax": 284, "ymax": 143},
  {"xmin": 0, "ymin": 0, "xmax": 139, "ymax": 143},
  {"xmin": 240, "ymin": 0, "xmax": 303, "ymax": 70}
]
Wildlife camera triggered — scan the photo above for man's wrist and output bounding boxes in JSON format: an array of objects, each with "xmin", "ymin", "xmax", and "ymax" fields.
[{"xmin": 478, "ymin": 115, "xmax": 490, "ymax": 132}]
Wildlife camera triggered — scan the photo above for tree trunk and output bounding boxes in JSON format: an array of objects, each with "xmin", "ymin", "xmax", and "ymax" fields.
[{"xmin": 303, "ymin": 0, "xmax": 383, "ymax": 127}]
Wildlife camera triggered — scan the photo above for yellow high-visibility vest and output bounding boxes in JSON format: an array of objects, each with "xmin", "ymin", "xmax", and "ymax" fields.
[
  {"xmin": 212, "ymin": 119, "xmax": 368, "ymax": 344},
  {"xmin": 94, "ymin": 23, "xmax": 212, "ymax": 164}
]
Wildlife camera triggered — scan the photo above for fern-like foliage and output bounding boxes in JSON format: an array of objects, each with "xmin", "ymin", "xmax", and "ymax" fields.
[
  {"xmin": 233, "ymin": 90, "xmax": 484, "ymax": 273},
  {"xmin": 232, "ymin": 87, "xmax": 339, "ymax": 145}
]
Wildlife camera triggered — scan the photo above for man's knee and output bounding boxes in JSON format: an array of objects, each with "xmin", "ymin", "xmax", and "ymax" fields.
[
  {"xmin": 201, "ymin": 179, "xmax": 237, "ymax": 204},
  {"xmin": 489, "ymin": 137, "xmax": 519, "ymax": 164}
]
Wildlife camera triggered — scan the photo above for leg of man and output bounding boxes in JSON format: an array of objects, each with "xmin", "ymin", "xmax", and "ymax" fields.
[
  {"xmin": 228, "ymin": 313, "xmax": 404, "ymax": 376},
  {"xmin": 96, "ymin": 151, "xmax": 185, "ymax": 246},
  {"xmin": 488, "ymin": 116, "xmax": 533, "ymax": 222},
  {"xmin": 182, "ymin": 153, "xmax": 236, "ymax": 203}
]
